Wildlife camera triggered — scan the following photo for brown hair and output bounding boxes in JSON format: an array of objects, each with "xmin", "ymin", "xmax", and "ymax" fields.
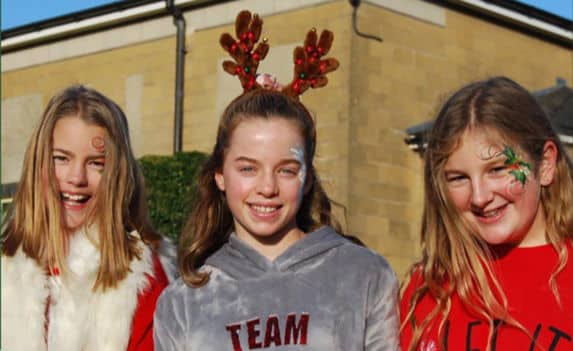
[
  {"xmin": 179, "ymin": 89, "xmax": 341, "ymax": 287},
  {"xmin": 2, "ymin": 85, "xmax": 161, "ymax": 291},
  {"xmin": 401, "ymin": 76, "xmax": 573, "ymax": 350}
]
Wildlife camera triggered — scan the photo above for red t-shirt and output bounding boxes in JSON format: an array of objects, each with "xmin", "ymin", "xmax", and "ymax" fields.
[
  {"xmin": 400, "ymin": 241, "xmax": 573, "ymax": 351},
  {"xmin": 127, "ymin": 253, "xmax": 169, "ymax": 351}
]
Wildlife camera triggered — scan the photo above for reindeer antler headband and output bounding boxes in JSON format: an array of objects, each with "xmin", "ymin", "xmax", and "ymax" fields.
[{"xmin": 220, "ymin": 10, "xmax": 339, "ymax": 98}]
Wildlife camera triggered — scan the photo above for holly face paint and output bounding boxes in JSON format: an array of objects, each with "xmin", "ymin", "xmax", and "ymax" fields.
[
  {"xmin": 476, "ymin": 143, "xmax": 531, "ymax": 197},
  {"xmin": 501, "ymin": 146, "xmax": 531, "ymax": 185}
]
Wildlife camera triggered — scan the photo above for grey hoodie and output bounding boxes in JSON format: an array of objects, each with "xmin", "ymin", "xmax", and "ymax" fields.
[{"xmin": 154, "ymin": 226, "xmax": 399, "ymax": 350}]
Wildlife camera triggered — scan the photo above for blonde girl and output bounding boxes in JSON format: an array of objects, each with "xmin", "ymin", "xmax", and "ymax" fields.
[
  {"xmin": 400, "ymin": 76, "xmax": 573, "ymax": 351},
  {"xmin": 2, "ymin": 85, "xmax": 173, "ymax": 351}
]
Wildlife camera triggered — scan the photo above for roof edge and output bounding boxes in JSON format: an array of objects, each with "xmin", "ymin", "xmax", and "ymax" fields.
[
  {"xmin": 429, "ymin": 0, "xmax": 572, "ymax": 47},
  {"xmin": 0, "ymin": 0, "xmax": 227, "ymax": 52}
]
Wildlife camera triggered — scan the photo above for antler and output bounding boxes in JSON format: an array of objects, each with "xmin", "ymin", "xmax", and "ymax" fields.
[
  {"xmin": 220, "ymin": 10, "xmax": 270, "ymax": 92},
  {"xmin": 282, "ymin": 28, "xmax": 340, "ymax": 98}
]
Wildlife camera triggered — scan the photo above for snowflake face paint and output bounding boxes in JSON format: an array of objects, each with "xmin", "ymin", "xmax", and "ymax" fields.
[
  {"xmin": 290, "ymin": 146, "xmax": 307, "ymax": 205},
  {"xmin": 444, "ymin": 128, "xmax": 546, "ymax": 246},
  {"xmin": 289, "ymin": 146, "xmax": 307, "ymax": 184}
]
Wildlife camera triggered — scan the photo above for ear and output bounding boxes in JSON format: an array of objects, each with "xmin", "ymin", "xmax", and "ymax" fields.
[
  {"xmin": 214, "ymin": 171, "xmax": 226, "ymax": 191},
  {"xmin": 539, "ymin": 140, "xmax": 558, "ymax": 186}
]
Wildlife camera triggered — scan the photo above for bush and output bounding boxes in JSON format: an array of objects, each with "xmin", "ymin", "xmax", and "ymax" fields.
[{"xmin": 139, "ymin": 151, "xmax": 208, "ymax": 243}]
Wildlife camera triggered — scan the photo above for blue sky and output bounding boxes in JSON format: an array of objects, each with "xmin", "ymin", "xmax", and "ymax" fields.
[
  {"xmin": 1, "ymin": 0, "xmax": 122, "ymax": 31},
  {"xmin": 1, "ymin": 0, "xmax": 572, "ymax": 31}
]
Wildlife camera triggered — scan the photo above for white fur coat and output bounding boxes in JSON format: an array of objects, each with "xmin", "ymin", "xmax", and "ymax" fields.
[{"xmin": 1, "ymin": 228, "xmax": 168, "ymax": 351}]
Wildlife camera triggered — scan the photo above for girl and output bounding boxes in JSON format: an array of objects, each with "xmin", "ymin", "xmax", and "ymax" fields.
[
  {"xmin": 400, "ymin": 77, "xmax": 573, "ymax": 351},
  {"xmin": 154, "ymin": 89, "xmax": 400, "ymax": 350},
  {"xmin": 2, "ymin": 85, "xmax": 173, "ymax": 351}
]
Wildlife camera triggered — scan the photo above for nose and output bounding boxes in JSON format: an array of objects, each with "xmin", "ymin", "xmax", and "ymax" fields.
[
  {"xmin": 470, "ymin": 178, "xmax": 494, "ymax": 208},
  {"xmin": 256, "ymin": 171, "xmax": 278, "ymax": 197},
  {"xmin": 67, "ymin": 162, "xmax": 88, "ymax": 187}
]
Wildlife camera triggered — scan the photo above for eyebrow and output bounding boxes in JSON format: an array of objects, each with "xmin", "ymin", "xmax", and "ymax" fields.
[
  {"xmin": 232, "ymin": 156, "xmax": 301, "ymax": 165},
  {"xmin": 52, "ymin": 148, "xmax": 106, "ymax": 158},
  {"xmin": 444, "ymin": 157, "xmax": 505, "ymax": 173}
]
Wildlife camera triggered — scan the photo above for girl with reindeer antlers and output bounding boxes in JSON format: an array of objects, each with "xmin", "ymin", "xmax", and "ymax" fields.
[{"xmin": 154, "ymin": 10, "xmax": 400, "ymax": 351}]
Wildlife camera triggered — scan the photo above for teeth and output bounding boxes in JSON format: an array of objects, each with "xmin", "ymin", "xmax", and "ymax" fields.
[
  {"xmin": 62, "ymin": 192, "xmax": 89, "ymax": 201},
  {"xmin": 482, "ymin": 209, "xmax": 499, "ymax": 217},
  {"xmin": 252, "ymin": 205, "xmax": 277, "ymax": 213}
]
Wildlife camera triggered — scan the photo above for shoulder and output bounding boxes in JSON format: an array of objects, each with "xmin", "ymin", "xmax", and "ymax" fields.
[
  {"xmin": 401, "ymin": 265, "xmax": 425, "ymax": 302},
  {"xmin": 130, "ymin": 231, "xmax": 176, "ymax": 283},
  {"xmin": 2, "ymin": 249, "xmax": 44, "ymax": 283},
  {"xmin": 156, "ymin": 236, "xmax": 178, "ymax": 282},
  {"xmin": 158, "ymin": 277, "xmax": 190, "ymax": 302},
  {"xmin": 335, "ymin": 238, "xmax": 397, "ymax": 279},
  {"xmin": 157, "ymin": 265, "xmax": 230, "ymax": 308},
  {"xmin": 400, "ymin": 265, "xmax": 433, "ymax": 321}
]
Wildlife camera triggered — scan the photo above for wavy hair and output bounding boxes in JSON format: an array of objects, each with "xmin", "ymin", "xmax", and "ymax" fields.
[
  {"xmin": 2, "ymin": 85, "xmax": 161, "ymax": 291},
  {"xmin": 401, "ymin": 76, "xmax": 573, "ymax": 350},
  {"xmin": 179, "ymin": 89, "xmax": 342, "ymax": 287}
]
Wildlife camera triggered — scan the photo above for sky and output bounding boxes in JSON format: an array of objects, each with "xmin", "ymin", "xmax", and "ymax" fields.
[{"xmin": 1, "ymin": 0, "xmax": 572, "ymax": 31}]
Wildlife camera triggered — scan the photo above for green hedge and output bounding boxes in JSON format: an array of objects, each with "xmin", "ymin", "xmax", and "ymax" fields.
[{"xmin": 139, "ymin": 151, "xmax": 208, "ymax": 242}]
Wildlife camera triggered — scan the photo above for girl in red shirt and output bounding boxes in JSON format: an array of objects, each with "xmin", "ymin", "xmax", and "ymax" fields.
[{"xmin": 400, "ymin": 77, "xmax": 573, "ymax": 351}]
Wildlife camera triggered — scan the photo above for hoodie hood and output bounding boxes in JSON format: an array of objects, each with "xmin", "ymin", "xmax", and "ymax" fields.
[{"xmin": 206, "ymin": 226, "xmax": 347, "ymax": 279}]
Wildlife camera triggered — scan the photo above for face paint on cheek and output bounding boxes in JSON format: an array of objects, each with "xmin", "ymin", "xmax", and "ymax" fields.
[
  {"xmin": 505, "ymin": 177, "xmax": 527, "ymax": 198},
  {"xmin": 501, "ymin": 145, "xmax": 531, "ymax": 185},
  {"xmin": 289, "ymin": 146, "xmax": 307, "ymax": 203}
]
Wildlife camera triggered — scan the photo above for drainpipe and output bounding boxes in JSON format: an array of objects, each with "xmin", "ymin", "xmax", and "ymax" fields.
[{"xmin": 166, "ymin": 0, "xmax": 186, "ymax": 153}]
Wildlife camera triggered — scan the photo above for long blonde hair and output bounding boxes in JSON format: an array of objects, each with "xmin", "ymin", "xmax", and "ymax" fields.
[
  {"xmin": 178, "ymin": 89, "xmax": 342, "ymax": 287},
  {"xmin": 2, "ymin": 85, "xmax": 161, "ymax": 291},
  {"xmin": 402, "ymin": 76, "xmax": 573, "ymax": 350}
]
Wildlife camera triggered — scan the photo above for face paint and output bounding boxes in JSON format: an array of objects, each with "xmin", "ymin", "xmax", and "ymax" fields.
[
  {"xmin": 91, "ymin": 136, "xmax": 105, "ymax": 154},
  {"xmin": 476, "ymin": 143, "xmax": 531, "ymax": 197},
  {"xmin": 477, "ymin": 143, "xmax": 504, "ymax": 161},
  {"xmin": 289, "ymin": 146, "xmax": 306, "ymax": 184},
  {"xmin": 501, "ymin": 145, "xmax": 531, "ymax": 185},
  {"xmin": 290, "ymin": 146, "xmax": 307, "ymax": 205}
]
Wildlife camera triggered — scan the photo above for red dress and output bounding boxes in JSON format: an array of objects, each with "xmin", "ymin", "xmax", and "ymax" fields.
[{"xmin": 400, "ymin": 241, "xmax": 573, "ymax": 351}]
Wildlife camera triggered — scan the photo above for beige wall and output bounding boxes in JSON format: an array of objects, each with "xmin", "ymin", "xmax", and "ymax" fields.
[
  {"xmin": 2, "ymin": 0, "xmax": 572, "ymax": 277},
  {"xmin": 1, "ymin": 38, "xmax": 177, "ymax": 167}
]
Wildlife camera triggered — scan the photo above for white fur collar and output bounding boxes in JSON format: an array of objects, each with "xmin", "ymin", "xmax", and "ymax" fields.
[{"xmin": 1, "ymin": 228, "xmax": 154, "ymax": 351}]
